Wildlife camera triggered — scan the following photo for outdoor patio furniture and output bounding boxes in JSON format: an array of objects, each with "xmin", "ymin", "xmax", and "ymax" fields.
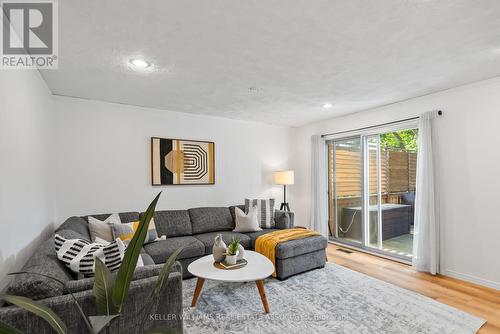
[
  {"xmin": 341, "ymin": 203, "xmax": 411, "ymax": 242},
  {"xmin": 401, "ymin": 192, "xmax": 415, "ymax": 226}
]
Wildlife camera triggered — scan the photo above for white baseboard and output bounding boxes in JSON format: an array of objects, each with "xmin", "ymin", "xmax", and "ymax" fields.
[{"xmin": 441, "ymin": 269, "xmax": 500, "ymax": 291}]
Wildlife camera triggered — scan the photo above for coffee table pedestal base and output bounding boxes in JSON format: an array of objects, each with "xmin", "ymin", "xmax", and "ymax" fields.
[{"xmin": 190, "ymin": 277, "xmax": 270, "ymax": 314}]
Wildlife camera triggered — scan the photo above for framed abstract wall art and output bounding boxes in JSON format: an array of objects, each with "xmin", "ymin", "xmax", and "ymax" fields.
[{"xmin": 151, "ymin": 137, "xmax": 215, "ymax": 185}]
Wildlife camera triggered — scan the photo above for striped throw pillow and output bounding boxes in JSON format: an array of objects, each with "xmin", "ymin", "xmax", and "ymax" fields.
[
  {"xmin": 245, "ymin": 198, "xmax": 275, "ymax": 228},
  {"xmin": 55, "ymin": 234, "xmax": 125, "ymax": 277},
  {"xmin": 110, "ymin": 219, "xmax": 158, "ymax": 244}
]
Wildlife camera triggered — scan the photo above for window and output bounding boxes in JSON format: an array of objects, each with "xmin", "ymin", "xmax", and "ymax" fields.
[{"xmin": 327, "ymin": 127, "xmax": 418, "ymax": 260}]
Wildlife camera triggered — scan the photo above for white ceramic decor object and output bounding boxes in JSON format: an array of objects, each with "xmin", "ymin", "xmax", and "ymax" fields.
[
  {"xmin": 225, "ymin": 253, "xmax": 238, "ymax": 265},
  {"xmin": 237, "ymin": 244, "xmax": 246, "ymax": 260},
  {"xmin": 212, "ymin": 234, "xmax": 227, "ymax": 262}
]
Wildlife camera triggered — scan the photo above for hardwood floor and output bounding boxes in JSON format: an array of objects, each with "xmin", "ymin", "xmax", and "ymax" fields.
[{"xmin": 327, "ymin": 243, "xmax": 500, "ymax": 333}]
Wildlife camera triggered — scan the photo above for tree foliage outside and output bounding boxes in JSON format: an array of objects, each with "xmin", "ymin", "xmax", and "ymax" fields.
[{"xmin": 380, "ymin": 129, "xmax": 418, "ymax": 152}]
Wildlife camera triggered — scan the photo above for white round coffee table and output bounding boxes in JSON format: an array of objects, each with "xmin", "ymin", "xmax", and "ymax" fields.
[{"xmin": 187, "ymin": 250, "xmax": 274, "ymax": 313}]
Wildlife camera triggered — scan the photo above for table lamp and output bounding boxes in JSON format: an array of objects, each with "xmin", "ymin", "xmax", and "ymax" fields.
[{"xmin": 274, "ymin": 170, "xmax": 294, "ymax": 211}]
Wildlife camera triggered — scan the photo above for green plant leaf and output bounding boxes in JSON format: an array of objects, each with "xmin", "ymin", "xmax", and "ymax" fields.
[
  {"xmin": 0, "ymin": 295, "xmax": 67, "ymax": 334},
  {"xmin": 94, "ymin": 257, "xmax": 117, "ymax": 316},
  {"xmin": 153, "ymin": 248, "xmax": 183, "ymax": 297},
  {"xmin": 113, "ymin": 192, "xmax": 161, "ymax": 312},
  {"xmin": 88, "ymin": 315, "xmax": 120, "ymax": 334},
  {"xmin": 227, "ymin": 237, "xmax": 240, "ymax": 255},
  {"xmin": 0, "ymin": 320, "xmax": 24, "ymax": 334},
  {"xmin": 138, "ymin": 248, "xmax": 183, "ymax": 331}
]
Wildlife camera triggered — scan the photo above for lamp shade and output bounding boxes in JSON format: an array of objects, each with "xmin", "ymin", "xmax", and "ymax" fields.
[{"xmin": 274, "ymin": 170, "xmax": 294, "ymax": 185}]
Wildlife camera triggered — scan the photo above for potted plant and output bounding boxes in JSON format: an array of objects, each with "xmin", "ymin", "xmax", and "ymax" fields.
[{"xmin": 225, "ymin": 238, "xmax": 240, "ymax": 265}]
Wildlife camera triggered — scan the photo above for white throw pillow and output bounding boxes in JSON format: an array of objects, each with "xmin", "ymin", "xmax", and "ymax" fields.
[
  {"xmin": 88, "ymin": 213, "xmax": 121, "ymax": 242},
  {"xmin": 94, "ymin": 236, "xmax": 149, "ymax": 268},
  {"xmin": 55, "ymin": 234, "xmax": 125, "ymax": 277},
  {"xmin": 233, "ymin": 207, "xmax": 262, "ymax": 232}
]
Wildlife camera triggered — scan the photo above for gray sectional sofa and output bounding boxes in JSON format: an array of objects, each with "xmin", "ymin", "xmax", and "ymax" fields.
[
  {"xmin": 0, "ymin": 205, "xmax": 327, "ymax": 334},
  {"xmin": 143, "ymin": 205, "xmax": 298, "ymax": 279}
]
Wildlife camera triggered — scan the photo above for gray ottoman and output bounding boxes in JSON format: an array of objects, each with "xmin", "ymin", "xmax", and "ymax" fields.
[{"xmin": 274, "ymin": 235, "xmax": 328, "ymax": 280}]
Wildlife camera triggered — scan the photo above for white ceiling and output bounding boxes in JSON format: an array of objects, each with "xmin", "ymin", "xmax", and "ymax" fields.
[{"xmin": 41, "ymin": 0, "xmax": 500, "ymax": 127}]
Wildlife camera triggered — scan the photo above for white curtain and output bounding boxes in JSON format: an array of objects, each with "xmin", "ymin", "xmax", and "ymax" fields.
[
  {"xmin": 412, "ymin": 110, "xmax": 440, "ymax": 274},
  {"xmin": 310, "ymin": 135, "xmax": 328, "ymax": 237}
]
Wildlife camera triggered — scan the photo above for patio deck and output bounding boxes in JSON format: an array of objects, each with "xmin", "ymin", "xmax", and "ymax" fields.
[{"xmin": 371, "ymin": 227, "xmax": 414, "ymax": 258}]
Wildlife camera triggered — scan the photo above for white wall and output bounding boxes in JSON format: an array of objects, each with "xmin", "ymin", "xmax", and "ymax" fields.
[
  {"xmin": 53, "ymin": 96, "xmax": 293, "ymax": 222},
  {"xmin": 0, "ymin": 70, "xmax": 54, "ymax": 289},
  {"xmin": 292, "ymin": 77, "xmax": 500, "ymax": 290}
]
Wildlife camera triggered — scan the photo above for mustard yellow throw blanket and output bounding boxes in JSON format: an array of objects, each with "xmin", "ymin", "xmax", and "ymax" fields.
[{"xmin": 255, "ymin": 228, "xmax": 321, "ymax": 277}]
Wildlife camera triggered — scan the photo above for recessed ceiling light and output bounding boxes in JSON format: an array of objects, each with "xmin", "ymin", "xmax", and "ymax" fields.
[
  {"xmin": 323, "ymin": 103, "xmax": 333, "ymax": 109},
  {"xmin": 129, "ymin": 58, "xmax": 151, "ymax": 69}
]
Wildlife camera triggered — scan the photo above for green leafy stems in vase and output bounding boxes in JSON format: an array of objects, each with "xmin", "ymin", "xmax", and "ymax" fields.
[{"xmin": 225, "ymin": 238, "xmax": 240, "ymax": 265}]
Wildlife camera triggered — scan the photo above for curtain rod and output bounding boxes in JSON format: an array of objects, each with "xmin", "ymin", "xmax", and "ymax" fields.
[{"xmin": 321, "ymin": 110, "xmax": 442, "ymax": 138}]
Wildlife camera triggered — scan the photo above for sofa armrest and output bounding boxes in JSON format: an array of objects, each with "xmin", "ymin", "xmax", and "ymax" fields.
[
  {"xmin": 0, "ymin": 271, "xmax": 183, "ymax": 334},
  {"xmin": 274, "ymin": 210, "xmax": 295, "ymax": 229},
  {"xmin": 64, "ymin": 262, "xmax": 182, "ymax": 294}
]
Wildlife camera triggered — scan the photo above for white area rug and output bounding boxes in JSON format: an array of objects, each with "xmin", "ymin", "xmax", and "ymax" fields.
[{"xmin": 182, "ymin": 263, "xmax": 486, "ymax": 334}]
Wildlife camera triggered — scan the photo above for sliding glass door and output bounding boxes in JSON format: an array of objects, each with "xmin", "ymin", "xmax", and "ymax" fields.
[
  {"xmin": 327, "ymin": 127, "xmax": 418, "ymax": 261},
  {"xmin": 328, "ymin": 137, "xmax": 363, "ymax": 246}
]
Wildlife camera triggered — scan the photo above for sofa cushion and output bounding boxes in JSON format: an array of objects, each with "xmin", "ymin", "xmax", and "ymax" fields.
[
  {"xmin": 188, "ymin": 207, "xmax": 234, "ymax": 234},
  {"xmin": 275, "ymin": 235, "xmax": 328, "ymax": 259},
  {"xmin": 244, "ymin": 229, "xmax": 279, "ymax": 248},
  {"xmin": 194, "ymin": 232, "xmax": 251, "ymax": 254},
  {"xmin": 147, "ymin": 210, "xmax": 192, "ymax": 237},
  {"xmin": 140, "ymin": 251, "xmax": 155, "ymax": 266},
  {"xmin": 110, "ymin": 220, "xmax": 158, "ymax": 244},
  {"xmin": 64, "ymin": 262, "xmax": 181, "ymax": 294},
  {"xmin": 56, "ymin": 228, "xmax": 89, "ymax": 241},
  {"xmin": 143, "ymin": 236, "xmax": 205, "ymax": 263},
  {"xmin": 233, "ymin": 207, "xmax": 262, "ymax": 233},
  {"xmin": 88, "ymin": 214, "xmax": 119, "ymax": 242},
  {"xmin": 245, "ymin": 198, "xmax": 276, "ymax": 228},
  {"xmin": 55, "ymin": 234, "xmax": 126, "ymax": 277},
  {"xmin": 6, "ymin": 236, "xmax": 74, "ymax": 300},
  {"xmin": 56, "ymin": 217, "xmax": 91, "ymax": 241},
  {"xmin": 229, "ymin": 205, "xmax": 245, "ymax": 222},
  {"xmin": 82, "ymin": 212, "xmax": 140, "ymax": 224},
  {"xmin": 274, "ymin": 211, "xmax": 295, "ymax": 229}
]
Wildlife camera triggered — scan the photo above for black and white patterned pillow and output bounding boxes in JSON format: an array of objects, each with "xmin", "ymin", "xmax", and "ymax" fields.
[
  {"xmin": 55, "ymin": 234, "xmax": 125, "ymax": 277},
  {"xmin": 245, "ymin": 198, "xmax": 275, "ymax": 228}
]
